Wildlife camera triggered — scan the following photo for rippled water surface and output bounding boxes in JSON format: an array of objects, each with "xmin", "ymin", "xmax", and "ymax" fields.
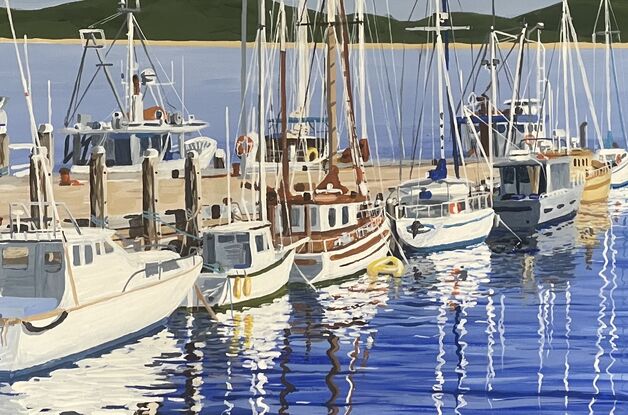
[{"xmin": 0, "ymin": 190, "xmax": 624, "ymax": 414}]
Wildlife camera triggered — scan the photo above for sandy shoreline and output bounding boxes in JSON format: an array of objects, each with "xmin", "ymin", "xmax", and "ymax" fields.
[{"xmin": 0, "ymin": 37, "xmax": 623, "ymax": 49}]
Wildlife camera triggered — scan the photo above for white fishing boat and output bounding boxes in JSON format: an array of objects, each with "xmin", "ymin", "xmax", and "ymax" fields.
[
  {"xmin": 192, "ymin": 221, "xmax": 304, "ymax": 307},
  {"xmin": 191, "ymin": 1, "xmax": 307, "ymax": 307},
  {"xmin": 0, "ymin": 201, "xmax": 202, "ymax": 376},
  {"xmin": 0, "ymin": 2, "xmax": 202, "ymax": 377},
  {"xmin": 61, "ymin": 1, "xmax": 225, "ymax": 180},
  {"xmin": 391, "ymin": 0, "xmax": 495, "ymax": 253},
  {"xmin": 493, "ymin": 151, "xmax": 584, "ymax": 235},
  {"xmin": 592, "ymin": 0, "xmax": 628, "ymax": 189}
]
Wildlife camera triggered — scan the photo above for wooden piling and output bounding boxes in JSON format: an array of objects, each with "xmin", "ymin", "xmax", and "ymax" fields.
[
  {"xmin": 89, "ymin": 146, "xmax": 108, "ymax": 228},
  {"xmin": 0, "ymin": 133, "xmax": 8, "ymax": 176},
  {"xmin": 142, "ymin": 148, "xmax": 161, "ymax": 249},
  {"xmin": 29, "ymin": 149, "xmax": 49, "ymax": 228},
  {"xmin": 38, "ymin": 123, "xmax": 54, "ymax": 168},
  {"xmin": 182, "ymin": 150, "xmax": 202, "ymax": 256}
]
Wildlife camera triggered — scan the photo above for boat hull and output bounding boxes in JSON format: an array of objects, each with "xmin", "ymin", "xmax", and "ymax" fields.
[
  {"xmin": 191, "ymin": 249, "xmax": 295, "ymax": 308},
  {"xmin": 493, "ymin": 187, "xmax": 582, "ymax": 236},
  {"xmin": 611, "ymin": 159, "xmax": 628, "ymax": 189},
  {"xmin": 395, "ymin": 208, "xmax": 495, "ymax": 253},
  {"xmin": 289, "ymin": 221, "xmax": 391, "ymax": 286},
  {"xmin": 0, "ymin": 256, "xmax": 202, "ymax": 376},
  {"xmin": 582, "ymin": 169, "xmax": 611, "ymax": 203}
]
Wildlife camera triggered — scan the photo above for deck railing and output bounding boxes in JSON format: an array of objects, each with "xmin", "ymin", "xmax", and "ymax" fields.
[
  {"xmin": 7, "ymin": 202, "xmax": 81, "ymax": 240},
  {"xmin": 397, "ymin": 192, "xmax": 491, "ymax": 220}
]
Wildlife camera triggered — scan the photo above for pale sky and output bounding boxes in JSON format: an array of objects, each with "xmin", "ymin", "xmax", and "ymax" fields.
[{"xmin": 12, "ymin": 0, "xmax": 559, "ymax": 19}]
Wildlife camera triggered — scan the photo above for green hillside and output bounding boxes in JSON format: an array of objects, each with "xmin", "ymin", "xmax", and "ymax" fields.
[{"xmin": 0, "ymin": 0, "xmax": 622, "ymax": 44}]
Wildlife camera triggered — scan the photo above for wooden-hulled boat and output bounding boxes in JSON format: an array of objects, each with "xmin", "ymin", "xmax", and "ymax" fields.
[{"xmin": 276, "ymin": 0, "xmax": 391, "ymax": 286}]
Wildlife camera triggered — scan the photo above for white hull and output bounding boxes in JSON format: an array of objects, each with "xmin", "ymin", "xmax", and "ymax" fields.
[
  {"xmin": 395, "ymin": 208, "xmax": 495, "ymax": 253},
  {"xmin": 290, "ymin": 221, "xmax": 392, "ymax": 286},
  {"xmin": 191, "ymin": 249, "xmax": 296, "ymax": 308},
  {"xmin": 611, "ymin": 159, "xmax": 628, "ymax": 189},
  {"xmin": 0, "ymin": 256, "xmax": 202, "ymax": 375}
]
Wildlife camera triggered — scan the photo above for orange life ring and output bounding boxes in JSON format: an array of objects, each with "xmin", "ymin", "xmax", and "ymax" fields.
[
  {"xmin": 235, "ymin": 135, "xmax": 255, "ymax": 158},
  {"xmin": 616, "ymin": 154, "xmax": 623, "ymax": 165},
  {"xmin": 449, "ymin": 202, "xmax": 462, "ymax": 214},
  {"xmin": 523, "ymin": 134, "xmax": 535, "ymax": 146}
]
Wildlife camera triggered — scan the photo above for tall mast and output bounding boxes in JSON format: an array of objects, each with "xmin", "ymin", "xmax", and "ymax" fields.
[
  {"xmin": 279, "ymin": 1, "xmax": 290, "ymax": 200},
  {"xmin": 338, "ymin": 0, "xmax": 367, "ymax": 195},
  {"xmin": 604, "ymin": 0, "xmax": 611, "ymax": 138},
  {"xmin": 257, "ymin": 0, "xmax": 267, "ymax": 221},
  {"xmin": 488, "ymin": 27, "xmax": 497, "ymax": 193},
  {"xmin": 561, "ymin": 0, "xmax": 571, "ymax": 150},
  {"xmin": 435, "ymin": 0, "xmax": 446, "ymax": 162},
  {"xmin": 356, "ymin": 0, "xmax": 367, "ymax": 140},
  {"xmin": 295, "ymin": 0, "xmax": 309, "ymax": 117},
  {"xmin": 240, "ymin": 0, "xmax": 248, "ymax": 134},
  {"xmin": 125, "ymin": 1, "xmax": 135, "ymax": 120},
  {"xmin": 325, "ymin": 0, "xmax": 339, "ymax": 172}
]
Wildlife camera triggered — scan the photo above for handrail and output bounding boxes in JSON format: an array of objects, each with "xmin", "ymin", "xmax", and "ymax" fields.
[
  {"xmin": 398, "ymin": 193, "xmax": 491, "ymax": 220},
  {"xmin": 7, "ymin": 201, "xmax": 82, "ymax": 237}
]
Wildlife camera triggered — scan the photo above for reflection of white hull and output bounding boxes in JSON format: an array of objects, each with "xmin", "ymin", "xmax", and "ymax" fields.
[
  {"xmin": 191, "ymin": 249, "xmax": 296, "ymax": 307},
  {"xmin": 395, "ymin": 208, "xmax": 495, "ymax": 253},
  {"xmin": 0, "ymin": 256, "xmax": 201, "ymax": 376},
  {"xmin": 290, "ymin": 221, "xmax": 391, "ymax": 285}
]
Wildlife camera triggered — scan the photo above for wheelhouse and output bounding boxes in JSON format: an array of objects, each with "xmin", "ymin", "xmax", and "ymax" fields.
[
  {"xmin": 494, "ymin": 157, "xmax": 572, "ymax": 201},
  {"xmin": 202, "ymin": 223, "xmax": 273, "ymax": 271}
]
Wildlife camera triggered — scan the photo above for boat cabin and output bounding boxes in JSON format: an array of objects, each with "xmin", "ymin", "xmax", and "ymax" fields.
[
  {"xmin": 263, "ymin": 116, "xmax": 328, "ymax": 163},
  {"xmin": 0, "ymin": 240, "xmax": 66, "ymax": 318},
  {"xmin": 202, "ymin": 222, "xmax": 275, "ymax": 271},
  {"xmin": 494, "ymin": 156, "xmax": 572, "ymax": 201}
]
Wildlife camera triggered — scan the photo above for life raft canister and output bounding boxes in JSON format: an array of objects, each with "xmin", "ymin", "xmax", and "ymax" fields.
[{"xmin": 235, "ymin": 135, "xmax": 255, "ymax": 158}]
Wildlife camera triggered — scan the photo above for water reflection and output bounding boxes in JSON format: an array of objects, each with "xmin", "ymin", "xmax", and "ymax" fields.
[{"xmin": 0, "ymin": 329, "xmax": 181, "ymax": 414}]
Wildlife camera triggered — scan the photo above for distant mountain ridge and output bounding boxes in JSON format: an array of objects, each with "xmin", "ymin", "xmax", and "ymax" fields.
[{"xmin": 0, "ymin": 0, "xmax": 623, "ymax": 44}]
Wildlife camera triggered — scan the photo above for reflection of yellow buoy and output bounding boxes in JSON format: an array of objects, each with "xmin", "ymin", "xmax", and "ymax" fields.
[
  {"xmin": 367, "ymin": 256, "xmax": 405, "ymax": 278},
  {"xmin": 233, "ymin": 277, "xmax": 242, "ymax": 299},
  {"xmin": 306, "ymin": 147, "xmax": 319, "ymax": 161},
  {"xmin": 243, "ymin": 276, "xmax": 252, "ymax": 297}
]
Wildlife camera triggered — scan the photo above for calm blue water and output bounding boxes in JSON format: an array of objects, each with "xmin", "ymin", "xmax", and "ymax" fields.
[{"xmin": 0, "ymin": 190, "xmax": 624, "ymax": 414}]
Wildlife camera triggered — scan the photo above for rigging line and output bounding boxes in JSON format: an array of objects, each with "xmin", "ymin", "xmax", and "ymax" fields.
[
  {"xmin": 456, "ymin": 41, "xmax": 486, "ymax": 114},
  {"xmin": 133, "ymin": 18, "xmax": 178, "ymax": 112},
  {"xmin": 365, "ymin": 6, "xmax": 397, "ymax": 162},
  {"xmin": 88, "ymin": 11, "xmax": 122, "ymax": 28},
  {"xmin": 64, "ymin": 44, "xmax": 89, "ymax": 127},
  {"xmin": 409, "ymin": 46, "xmax": 436, "ymax": 179},
  {"xmin": 409, "ymin": 41, "xmax": 426, "ymax": 174},
  {"xmin": 370, "ymin": 0, "xmax": 401, "ymax": 141}
]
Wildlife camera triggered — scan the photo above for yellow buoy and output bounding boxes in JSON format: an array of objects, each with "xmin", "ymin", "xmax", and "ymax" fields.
[
  {"xmin": 306, "ymin": 147, "xmax": 319, "ymax": 162},
  {"xmin": 367, "ymin": 256, "xmax": 405, "ymax": 278},
  {"xmin": 243, "ymin": 275, "xmax": 252, "ymax": 297},
  {"xmin": 233, "ymin": 277, "xmax": 242, "ymax": 299}
]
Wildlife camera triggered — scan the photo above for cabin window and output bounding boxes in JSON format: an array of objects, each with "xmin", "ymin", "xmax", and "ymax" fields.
[
  {"xmin": 310, "ymin": 206, "xmax": 318, "ymax": 228},
  {"xmin": 255, "ymin": 234, "xmax": 268, "ymax": 252},
  {"xmin": 291, "ymin": 206, "xmax": 302, "ymax": 227},
  {"xmin": 73, "ymin": 245, "xmax": 81, "ymax": 266},
  {"xmin": 208, "ymin": 233, "xmax": 252, "ymax": 269},
  {"xmin": 44, "ymin": 251, "xmax": 63, "ymax": 273},
  {"xmin": 104, "ymin": 242, "xmax": 114, "ymax": 254},
  {"xmin": 95, "ymin": 243, "xmax": 102, "ymax": 256},
  {"xmin": 497, "ymin": 124, "xmax": 506, "ymax": 134},
  {"xmin": 84, "ymin": 245, "xmax": 94, "ymax": 265},
  {"xmin": 342, "ymin": 206, "xmax": 350, "ymax": 225},
  {"xmin": 328, "ymin": 208, "xmax": 337, "ymax": 227},
  {"xmin": 2, "ymin": 247, "xmax": 29, "ymax": 270},
  {"xmin": 550, "ymin": 163, "xmax": 570, "ymax": 192}
]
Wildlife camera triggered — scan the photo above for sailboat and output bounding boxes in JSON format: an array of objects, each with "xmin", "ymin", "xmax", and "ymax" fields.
[
  {"xmin": 541, "ymin": 0, "xmax": 611, "ymax": 204},
  {"xmin": 278, "ymin": 0, "xmax": 391, "ymax": 286},
  {"xmin": 0, "ymin": 1, "xmax": 202, "ymax": 377},
  {"xmin": 61, "ymin": 0, "xmax": 225, "ymax": 180},
  {"xmin": 592, "ymin": 0, "xmax": 628, "ymax": 189},
  {"xmin": 390, "ymin": 0, "xmax": 495, "ymax": 253},
  {"xmin": 192, "ymin": 0, "xmax": 306, "ymax": 308},
  {"xmin": 235, "ymin": 0, "xmax": 328, "ymax": 173}
]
